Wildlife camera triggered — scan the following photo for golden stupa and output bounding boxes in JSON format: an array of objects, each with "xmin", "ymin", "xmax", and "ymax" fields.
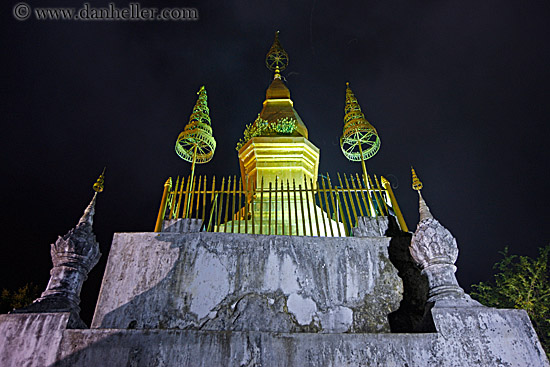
[{"xmin": 233, "ymin": 32, "xmax": 343, "ymax": 236}]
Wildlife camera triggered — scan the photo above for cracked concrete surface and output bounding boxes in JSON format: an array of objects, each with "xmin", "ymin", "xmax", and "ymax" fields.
[{"xmin": 91, "ymin": 231, "xmax": 402, "ymax": 333}]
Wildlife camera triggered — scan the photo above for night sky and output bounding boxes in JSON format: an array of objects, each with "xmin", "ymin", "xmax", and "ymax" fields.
[{"xmin": 2, "ymin": 1, "xmax": 549, "ymax": 323}]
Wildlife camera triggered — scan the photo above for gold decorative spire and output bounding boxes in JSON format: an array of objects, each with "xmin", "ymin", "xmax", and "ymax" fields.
[
  {"xmin": 411, "ymin": 167, "xmax": 433, "ymax": 221},
  {"xmin": 175, "ymin": 85, "xmax": 216, "ymax": 164},
  {"xmin": 175, "ymin": 86, "xmax": 216, "ymax": 218},
  {"xmin": 79, "ymin": 169, "xmax": 106, "ymax": 226},
  {"xmin": 236, "ymin": 33, "xmax": 308, "ymax": 151},
  {"xmin": 265, "ymin": 31, "xmax": 289, "ymax": 79},
  {"xmin": 340, "ymin": 82, "xmax": 381, "ymax": 183},
  {"xmin": 93, "ymin": 167, "xmax": 105, "ymax": 192},
  {"xmin": 411, "ymin": 166, "xmax": 423, "ymax": 191}
]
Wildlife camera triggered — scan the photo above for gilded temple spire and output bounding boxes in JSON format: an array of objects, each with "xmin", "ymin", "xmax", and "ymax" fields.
[
  {"xmin": 175, "ymin": 85, "xmax": 216, "ymax": 165},
  {"xmin": 411, "ymin": 167, "xmax": 433, "ymax": 221},
  {"xmin": 265, "ymin": 31, "xmax": 289, "ymax": 79},
  {"xmin": 175, "ymin": 85, "xmax": 217, "ymax": 218},
  {"xmin": 411, "ymin": 166, "xmax": 423, "ymax": 191},
  {"xmin": 79, "ymin": 168, "xmax": 106, "ymax": 226},
  {"xmin": 340, "ymin": 82, "xmax": 381, "ymax": 184},
  {"xmin": 93, "ymin": 167, "xmax": 106, "ymax": 193}
]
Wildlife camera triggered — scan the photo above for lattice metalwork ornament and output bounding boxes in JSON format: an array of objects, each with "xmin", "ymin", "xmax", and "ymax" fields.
[
  {"xmin": 175, "ymin": 86, "xmax": 216, "ymax": 164},
  {"xmin": 340, "ymin": 82, "xmax": 380, "ymax": 162},
  {"xmin": 265, "ymin": 31, "xmax": 288, "ymax": 73}
]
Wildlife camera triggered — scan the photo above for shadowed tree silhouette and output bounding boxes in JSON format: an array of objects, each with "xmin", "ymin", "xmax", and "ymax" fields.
[
  {"xmin": 471, "ymin": 245, "xmax": 550, "ymax": 358},
  {"xmin": 0, "ymin": 283, "xmax": 41, "ymax": 313}
]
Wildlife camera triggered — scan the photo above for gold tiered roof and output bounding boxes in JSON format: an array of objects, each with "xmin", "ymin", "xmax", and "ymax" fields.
[{"xmin": 236, "ymin": 32, "xmax": 308, "ymax": 150}]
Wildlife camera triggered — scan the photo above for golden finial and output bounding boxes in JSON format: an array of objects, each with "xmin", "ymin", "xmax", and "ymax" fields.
[
  {"xmin": 266, "ymin": 31, "xmax": 289, "ymax": 77},
  {"xmin": 340, "ymin": 82, "xmax": 381, "ymax": 183},
  {"xmin": 411, "ymin": 166, "xmax": 423, "ymax": 191},
  {"xmin": 175, "ymin": 85, "xmax": 216, "ymax": 164},
  {"xmin": 411, "ymin": 166, "xmax": 433, "ymax": 221},
  {"xmin": 80, "ymin": 167, "xmax": 105, "ymax": 226},
  {"xmin": 93, "ymin": 167, "xmax": 106, "ymax": 193},
  {"xmin": 175, "ymin": 86, "xmax": 217, "ymax": 218}
]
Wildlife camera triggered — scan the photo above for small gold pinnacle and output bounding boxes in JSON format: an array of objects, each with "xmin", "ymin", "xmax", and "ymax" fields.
[
  {"xmin": 411, "ymin": 166, "xmax": 423, "ymax": 191},
  {"xmin": 93, "ymin": 167, "xmax": 106, "ymax": 193}
]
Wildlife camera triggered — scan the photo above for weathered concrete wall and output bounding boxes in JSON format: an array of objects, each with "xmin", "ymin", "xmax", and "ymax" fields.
[
  {"xmin": 1, "ymin": 225, "xmax": 548, "ymax": 366},
  {"xmin": 431, "ymin": 305, "xmax": 548, "ymax": 366},
  {"xmin": 45, "ymin": 306, "xmax": 548, "ymax": 366},
  {"xmin": 91, "ymin": 232, "xmax": 402, "ymax": 333},
  {"xmin": 1, "ymin": 306, "xmax": 548, "ymax": 366},
  {"xmin": 0, "ymin": 313, "xmax": 69, "ymax": 367}
]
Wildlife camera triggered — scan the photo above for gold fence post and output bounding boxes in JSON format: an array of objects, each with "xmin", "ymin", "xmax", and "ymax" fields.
[
  {"xmin": 355, "ymin": 173, "xmax": 371, "ymax": 216},
  {"xmin": 223, "ymin": 176, "xmax": 231, "ymax": 233},
  {"xmin": 250, "ymin": 178, "xmax": 255, "ymax": 234},
  {"xmin": 259, "ymin": 177, "xmax": 264, "ymax": 235},
  {"xmin": 216, "ymin": 177, "xmax": 226, "ymax": 231},
  {"xmin": 280, "ymin": 178, "xmax": 284, "ymax": 235},
  {"xmin": 349, "ymin": 174, "xmax": 364, "ymax": 218},
  {"xmin": 339, "ymin": 173, "xmax": 356, "ymax": 228},
  {"xmin": 368, "ymin": 175, "xmax": 384, "ymax": 217},
  {"xmin": 175, "ymin": 177, "xmax": 185, "ymax": 219},
  {"xmin": 309, "ymin": 178, "xmax": 321, "ymax": 237},
  {"xmin": 326, "ymin": 174, "xmax": 342, "ymax": 236},
  {"xmin": 320, "ymin": 176, "xmax": 333, "ymax": 237},
  {"xmin": 201, "ymin": 176, "xmax": 207, "ymax": 224},
  {"xmin": 244, "ymin": 176, "xmax": 248, "ymax": 233},
  {"xmin": 293, "ymin": 179, "xmax": 300, "ymax": 236},
  {"xmin": 381, "ymin": 176, "xmax": 409, "ymax": 232},
  {"xmin": 154, "ymin": 178, "xmax": 172, "ymax": 232},
  {"xmin": 268, "ymin": 181, "xmax": 272, "ymax": 235},
  {"xmin": 231, "ymin": 176, "xmax": 237, "ymax": 233},
  {"xmin": 374, "ymin": 175, "xmax": 389, "ymax": 215},
  {"xmin": 286, "ymin": 180, "xmax": 292, "ymax": 235}
]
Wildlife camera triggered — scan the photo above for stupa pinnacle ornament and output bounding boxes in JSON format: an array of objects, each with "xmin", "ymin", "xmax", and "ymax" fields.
[
  {"xmin": 340, "ymin": 82, "xmax": 381, "ymax": 184},
  {"xmin": 236, "ymin": 32, "xmax": 307, "ymax": 151},
  {"xmin": 80, "ymin": 167, "xmax": 106, "ymax": 227},
  {"xmin": 265, "ymin": 31, "xmax": 288, "ymax": 78},
  {"xmin": 175, "ymin": 86, "xmax": 216, "ymax": 217},
  {"xmin": 11, "ymin": 170, "xmax": 105, "ymax": 328},
  {"xmin": 409, "ymin": 168, "xmax": 480, "ymax": 305},
  {"xmin": 175, "ymin": 86, "xmax": 216, "ymax": 165},
  {"xmin": 411, "ymin": 166, "xmax": 432, "ymax": 222},
  {"xmin": 93, "ymin": 167, "xmax": 105, "ymax": 192}
]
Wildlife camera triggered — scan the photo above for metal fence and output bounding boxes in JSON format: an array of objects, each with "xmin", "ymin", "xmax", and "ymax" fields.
[{"xmin": 154, "ymin": 173, "xmax": 407, "ymax": 236}]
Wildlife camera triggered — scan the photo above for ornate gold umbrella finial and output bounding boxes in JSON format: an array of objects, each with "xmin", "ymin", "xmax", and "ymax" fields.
[
  {"xmin": 340, "ymin": 82, "xmax": 381, "ymax": 185},
  {"xmin": 266, "ymin": 31, "xmax": 288, "ymax": 79},
  {"xmin": 175, "ymin": 85, "xmax": 216, "ymax": 165},
  {"xmin": 175, "ymin": 85, "xmax": 217, "ymax": 218},
  {"xmin": 411, "ymin": 166, "xmax": 423, "ymax": 191}
]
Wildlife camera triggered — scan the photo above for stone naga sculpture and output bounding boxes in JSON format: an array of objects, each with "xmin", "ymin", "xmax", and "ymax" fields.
[
  {"xmin": 409, "ymin": 168, "xmax": 480, "ymax": 306},
  {"xmin": 12, "ymin": 170, "xmax": 105, "ymax": 328}
]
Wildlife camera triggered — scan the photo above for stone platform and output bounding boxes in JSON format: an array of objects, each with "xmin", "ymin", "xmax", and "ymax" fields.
[
  {"xmin": 1, "ymin": 220, "xmax": 548, "ymax": 366},
  {"xmin": 91, "ymin": 231, "xmax": 402, "ymax": 333},
  {"xmin": 1, "ymin": 306, "xmax": 548, "ymax": 366}
]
